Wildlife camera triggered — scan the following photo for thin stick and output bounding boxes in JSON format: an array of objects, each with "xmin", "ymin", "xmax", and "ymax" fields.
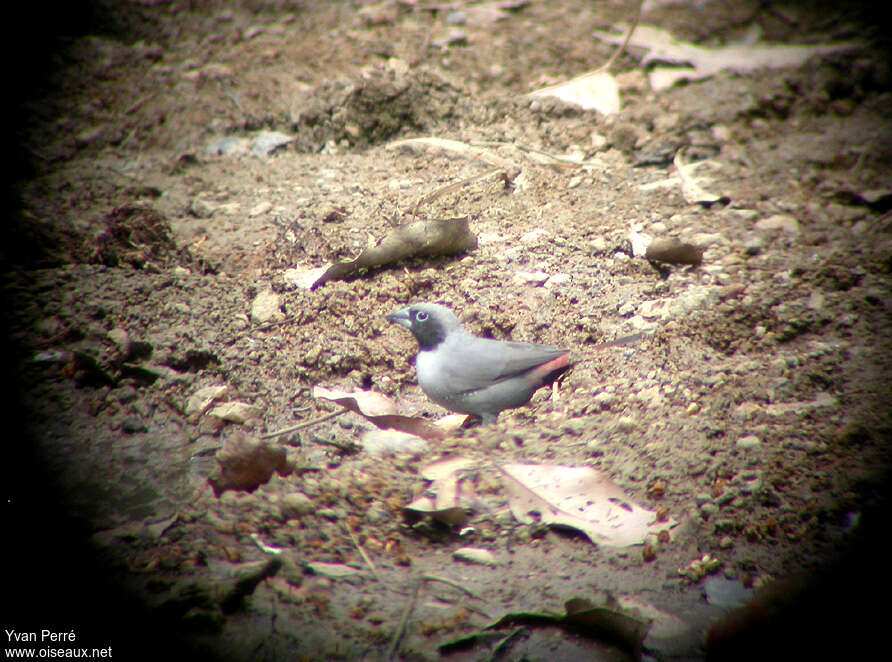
[
  {"xmin": 260, "ymin": 409, "xmax": 342, "ymax": 440},
  {"xmin": 413, "ymin": 168, "xmax": 502, "ymax": 216},
  {"xmin": 344, "ymin": 525, "xmax": 382, "ymax": 583},
  {"xmin": 386, "ymin": 580, "xmax": 421, "ymax": 661},
  {"xmin": 421, "ymin": 574, "xmax": 483, "ymax": 601},
  {"xmin": 598, "ymin": 0, "xmax": 644, "ymax": 74}
]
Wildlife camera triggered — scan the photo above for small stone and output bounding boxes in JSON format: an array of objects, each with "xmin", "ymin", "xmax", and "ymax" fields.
[
  {"xmin": 514, "ymin": 270, "xmax": 549, "ymax": 285},
  {"xmin": 250, "ymin": 288, "xmax": 284, "ymax": 323},
  {"xmin": 280, "ymin": 492, "xmax": 314, "ymax": 520},
  {"xmin": 107, "ymin": 327, "xmax": 131, "ymax": 358},
  {"xmin": 249, "ymin": 201, "xmax": 272, "ymax": 217},
  {"xmin": 208, "ymin": 402, "xmax": 262, "ymax": 424},
  {"xmin": 736, "ymin": 435, "xmax": 762, "ymax": 449},
  {"xmin": 686, "ymin": 402, "xmax": 700, "ymax": 415},
  {"xmin": 544, "ymin": 272, "xmax": 570, "ymax": 288},
  {"xmin": 190, "ymin": 197, "xmax": 216, "ymax": 219},
  {"xmin": 453, "ymin": 547, "xmax": 499, "ymax": 567},
  {"xmin": 743, "ymin": 234, "xmax": 763, "ymax": 256},
  {"xmin": 755, "ymin": 214, "xmax": 800, "ymax": 235},
  {"xmin": 122, "ymin": 417, "xmax": 147, "ymax": 434},
  {"xmin": 719, "ymin": 536, "xmax": 733, "ymax": 549},
  {"xmin": 186, "ymin": 385, "xmax": 229, "ymax": 417},
  {"xmin": 316, "ymin": 508, "xmax": 345, "ymax": 521}
]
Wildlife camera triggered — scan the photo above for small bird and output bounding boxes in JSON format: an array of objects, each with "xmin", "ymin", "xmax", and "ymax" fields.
[{"xmin": 386, "ymin": 303, "xmax": 571, "ymax": 423}]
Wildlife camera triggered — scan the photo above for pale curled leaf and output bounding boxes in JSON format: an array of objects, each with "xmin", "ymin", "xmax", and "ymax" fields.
[
  {"xmin": 421, "ymin": 455, "xmax": 477, "ymax": 481},
  {"xmin": 499, "ymin": 463, "xmax": 674, "ymax": 547},
  {"xmin": 404, "ymin": 473, "xmax": 473, "ymax": 528},
  {"xmin": 528, "ymin": 70, "xmax": 621, "ymax": 115},
  {"xmin": 311, "ymin": 217, "xmax": 477, "ymax": 289},
  {"xmin": 312, "ymin": 386, "xmax": 449, "ymax": 441},
  {"xmin": 594, "ymin": 24, "xmax": 862, "ymax": 91},
  {"xmin": 674, "ymin": 152, "xmax": 729, "ymax": 207}
]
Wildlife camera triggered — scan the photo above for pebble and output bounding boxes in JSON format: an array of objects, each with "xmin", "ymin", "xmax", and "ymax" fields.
[
  {"xmin": 208, "ymin": 401, "xmax": 262, "ymax": 424},
  {"xmin": 453, "ymin": 547, "xmax": 499, "ymax": 567},
  {"xmin": 190, "ymin": 197, "xmax": 216, "ymax": 218},
  {"xmin": 736, "ymin": 435, "xmax": 762, "ymax": 449},
  {"xmin": 107, "ymin": 327, "xmax": 131, "ymax": 358},
  {"xmin": 514, "ymin": 270, "xmax": 550, "ymax": 285},
  {"xmin": 280, "ymin": 492, "xmax": 314, "ymax": 520},
  {"xmin": 251, "ymin": 131, "xmax": 295, "ymax": 157},
  {"xmin": 743, "ymin": 234, "xmax": 763, "ymax": 256},
  {"xmin": 185, "ymin": 385, "xmax": 229, "ymax": 416},
  {"xmin": 122, "ymin": 417, "xmax": 147, "ymax": 434},
  {"xmin": 250, "ymin": 288, "xmax": 284, "ymax": 323},
  {"xmin": 755, "ymin": 214, "xmax": 800, "ymax": 235},
  {"xmin": 249, "ymin": 201, "xmax": 272, "ymax": 217}
]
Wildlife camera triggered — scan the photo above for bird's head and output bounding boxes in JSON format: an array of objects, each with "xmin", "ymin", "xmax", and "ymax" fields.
[{"xmin": 386, "ymin": 303, "xmax": 463, "ymax": 350}]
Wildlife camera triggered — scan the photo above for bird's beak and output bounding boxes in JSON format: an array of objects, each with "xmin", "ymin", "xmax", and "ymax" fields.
[{"xmin": 386, "ymin": 307, "xmax": 412, "ymax": 329}]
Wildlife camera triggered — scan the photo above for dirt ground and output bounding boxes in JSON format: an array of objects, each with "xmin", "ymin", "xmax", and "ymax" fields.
[{"xmin": 4, "ymin": 1, "xmax": 892, "ymax": 660}]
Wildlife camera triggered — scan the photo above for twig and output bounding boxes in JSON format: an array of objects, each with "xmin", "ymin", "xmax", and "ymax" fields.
[
  {"xmin": 260, "ymin": 409, "xmax": 342, "ymax": 440},
  {"xmin": 598, "ymin": 0, "xmax": 644, "ymax": 74},
  {"xmin": 412, "ymin": 168, "xmax": 503, "ymax": 216},
  {"xmin": 345, "ymin": 524, "xmax": 382, "ymax": 583},
  {"xmin": 386, "ymin": 580, "xmax": 421, "ymax": 661},
  {"xmin": 421, "ymin": 574, "xmax": 484, "ymax": 601}
]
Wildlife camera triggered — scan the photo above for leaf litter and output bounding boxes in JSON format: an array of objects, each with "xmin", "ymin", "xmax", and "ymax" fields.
[
  {"xmin": 299, "ymin": 216, "xmax": 477, "ymax": 290},
  {"xmin": 403, "ymin": 457, "xmax": 673, "ymax": 548}
]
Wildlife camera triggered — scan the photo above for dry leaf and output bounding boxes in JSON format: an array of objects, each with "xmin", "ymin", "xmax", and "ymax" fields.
[
  {"xmin": 528, "ymin": 70, "xmax": 621, "ymax": 115},
  {"xmin": 312, "ymin": 386, "xmax": 450, "ymax": 441},
  {"xmin": 674, "ymin": 152, "xmax": 729, "ymax": 207},
  {"xmin": 405, "ymin": 456, "xmax": 479, "ymax": 528},
  {"xmin": 404, "ymin": 472, "xmax": 473, "ymax": 528},
  {"xmin": 311, "ymin": 217, "xmax": 477, "ymax": 289},
  {"xmin": 486, "ymin": 595, "xmax": 652, "ymax": 656},
  {"xmin": 594, "ymin": 24, "xmax": 862, "ymax": 91},
  {"xmin": 499, "ymin": 463, "xmax": 673, "ymax": 547}
]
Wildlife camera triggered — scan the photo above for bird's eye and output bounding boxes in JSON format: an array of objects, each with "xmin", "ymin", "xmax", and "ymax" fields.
[{"xmin": 415, "ymin": 311, "xmax": 428, "ymax": 322}]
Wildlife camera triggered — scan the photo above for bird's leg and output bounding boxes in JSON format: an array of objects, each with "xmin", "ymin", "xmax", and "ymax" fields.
[{"xmin": 480, "ymin": 413, "xmax": 498, "ymax": 426}]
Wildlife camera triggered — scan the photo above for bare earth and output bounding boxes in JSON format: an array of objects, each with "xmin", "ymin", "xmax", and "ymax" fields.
[{"xmin": 4, "ymin": 1, "xmax": 892, "ymax": 661}]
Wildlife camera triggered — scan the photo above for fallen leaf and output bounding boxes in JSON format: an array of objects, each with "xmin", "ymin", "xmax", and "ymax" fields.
[
  {"xmin": 311, "ymin": 217, "xmax": 477, "ymax": 289},
  {"xmin": 499, "ymin": 463, "xmax": 674, "ymax": 547},
  {"xmin": 528, "ymin": 70, "xmax": 621, "ymax": 115},
  {"xmin": 674, "ymin": 151, "xmax": 729, "ymax": 207},
  {"xmin": 421, "ymin": 456, "xmax": 477, "ymax": 481},
  {"xmin": 404, "ymin": 471, "xmax": 473, "ymax": 528},
  {"xmin": 312, "ymin": 386, "xmax": 451, "ymax": 441},
  {"xmin": 484, "ymin": 595, "xmax": 652, "ymax": 656},
  {"xmin": 594, "ymin": 24, "xmax": 862, "ymax": 91}
]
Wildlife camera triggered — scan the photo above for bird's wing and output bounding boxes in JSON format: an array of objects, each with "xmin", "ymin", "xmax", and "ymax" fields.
[{"xmin": 440, "ymin": 337, "xmax": 568, "ymax": 394}]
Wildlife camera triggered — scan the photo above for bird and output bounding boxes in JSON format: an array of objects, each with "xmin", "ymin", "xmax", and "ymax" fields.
[{"xmin": 386, "ymin": 303, "xmax": 571, "ymax": 424}]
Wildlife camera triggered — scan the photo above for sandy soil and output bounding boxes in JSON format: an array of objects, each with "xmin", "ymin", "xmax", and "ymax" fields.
[{"xmin": 4, "ymin": 1, "xmax": 892, "ymax": 660}]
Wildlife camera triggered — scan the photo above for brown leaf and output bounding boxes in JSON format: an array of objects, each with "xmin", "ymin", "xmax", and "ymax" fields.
[
  {"xmin": 311, "ymin": 217, "xmax": 477, "ymax": 289},
  {"xmin": 499, "ymin": 463, "xmax": 675, "ymax": 547},
  {"xmin": 312, "ymin": 386, "xmax": 450, "ymax": 441}
]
